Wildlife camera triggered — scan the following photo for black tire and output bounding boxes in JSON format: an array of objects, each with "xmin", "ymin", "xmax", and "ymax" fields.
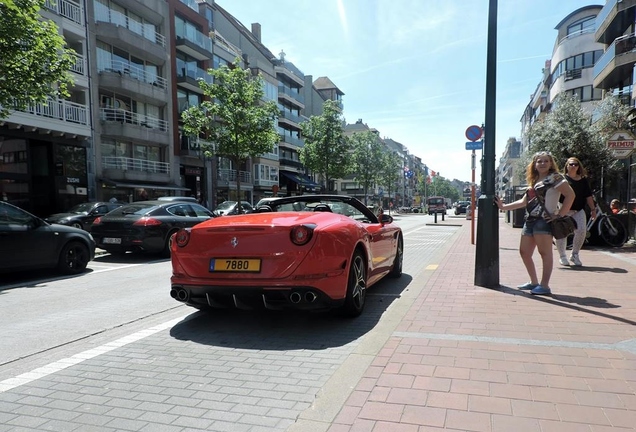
[
  {"xmin": 57, "ymin": 241, "xmax": 90, "ymax": 274},
  {"xmin": 340, "ymin": 251, "xmax": 367, "ymax": 317},
  {"xmin": 598, "ymin": 215, "xmax": 627, "ymax": 248},
  {"xmin": 388, "ymin": 235, "xmax": 403, "ymax": 278},
  {"xmin": 70, "ymin": 221, "xmax": 83, "ymax": 230},
  {"xmin": 161, "ymin": 230, "xmax": 178, "ymax": 258}
]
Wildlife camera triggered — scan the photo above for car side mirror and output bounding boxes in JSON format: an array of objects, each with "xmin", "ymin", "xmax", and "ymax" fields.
[{"xmin": 380, "ymin": 214, "xmax": 393, "ymax": 225}]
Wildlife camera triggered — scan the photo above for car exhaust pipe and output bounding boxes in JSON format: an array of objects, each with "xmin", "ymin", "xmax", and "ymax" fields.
[
  {"xmin": 177, "ymin": 289, "xmax": 189, "ymax": 302},
  {"xmin": 305, "ymin": 292, "xmax": 317, "ymax": 303},
  {"xmin": 289, "ymin": 292, "xmax": 302, "ymax": 304},
  {"xmin": 172, "ymin": 288, "xmax": 189, "ymax": 302}
]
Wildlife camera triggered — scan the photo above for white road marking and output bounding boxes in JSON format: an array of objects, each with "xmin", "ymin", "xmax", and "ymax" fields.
[{"xmin": 0, "ymin": 315, "xmax": 189, "ymax": 393}]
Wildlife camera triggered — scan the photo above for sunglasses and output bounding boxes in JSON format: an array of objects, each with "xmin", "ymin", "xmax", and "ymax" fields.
[
  {"xmin": 567, "ymin": 163, "xmax": 579, "ymax": 167},
  {"xmin": 534, "ymin": 151, "xmax": 551, "ymax": 157}
]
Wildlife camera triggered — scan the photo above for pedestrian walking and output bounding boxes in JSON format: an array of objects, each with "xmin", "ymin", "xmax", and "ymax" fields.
[
  {"xmin": 494, "ymin": 151, "xmax": 575, "ymax": 295},
  {"xmin": 555, "ymin": 157, "xmax": 595, "ymax": 267}
]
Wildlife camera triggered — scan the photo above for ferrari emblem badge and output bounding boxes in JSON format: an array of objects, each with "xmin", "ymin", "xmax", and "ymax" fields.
[{"xmin": 230, "ymin": 237, "xmax": 238, "ymax": 248}]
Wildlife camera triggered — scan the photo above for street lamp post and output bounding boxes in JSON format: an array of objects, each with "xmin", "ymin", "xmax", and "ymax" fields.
[{"xmin": 475, "ymin": 0, "xmax": 500, "ymax": 288}]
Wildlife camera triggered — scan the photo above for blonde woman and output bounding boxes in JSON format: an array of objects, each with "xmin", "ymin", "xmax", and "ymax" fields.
[
  {"xmin": 555, "ymin": 157, "xmax": 595, "ymax": 267},
  {"xmin": 494, "ymin": 152, "xmax": 575, "ymax": 295}
]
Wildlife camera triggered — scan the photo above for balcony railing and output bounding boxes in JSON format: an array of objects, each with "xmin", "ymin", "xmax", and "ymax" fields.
[
  {"xmin": 95, "ymin": 8, "xmax": 166, "ymax": 47},
  {"xmin": 100, "ymin": 108, "xmax": 168, "ymax": 131},
  {"xmin": 594, "ymin": 32, "xmax": 636, "ymax": 78},
  {"xmin": 71, "ymin": 53, "xmax": 86, "ymax": 75},
  {"xmin": 596, "ymin": 0, "xmax": 619, "ymax": 33},
  {"xmin": 44, "ymin": 0, "xmax": 83, "ymax": 25},
  {"xmin": 217, "ymin": 169, "xmax": 251, "ymax": 183},
  {"xmin": 177, "ymin": 65, "xmax": 213, "ymax": 85},
  {"xmin": 278, "ymin": 85, "xmax": 304, "ymax": 104},
  {"xmin": 557, "ymin": 27, "xmax": 595, "ymax": 46},
  {"xmin": 11, "ymin": 98, "xmax": 88, "ymax": 125},
  {"xmin": 102, "ymin": 156, "xmax": 170, "ymax": 174},
  {"xmin": 99, "ymin": 60, "xmax": 167, "ymax": 88},
  {"xmin": 176, "ymin": 25, "xmax": 212, "ymax": 53},
  {"xmin": 211, "ymin": 31, "xmax": 241, "ymax": 58},
  {"xmin": 279, "ymin": 134, "xmax": 303, "ymax": 147},
  {"xmin": 279, "ymin": 110, "xmax": 302, "ymax": 124}
]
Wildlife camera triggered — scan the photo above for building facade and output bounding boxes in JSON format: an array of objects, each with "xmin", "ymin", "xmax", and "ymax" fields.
[{"xmin": 0, "ymin": 0, "xmax": 92, "ymax": 216}]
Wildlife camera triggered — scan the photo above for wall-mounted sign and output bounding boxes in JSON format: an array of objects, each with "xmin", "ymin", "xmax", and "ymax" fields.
[{"xmin": 607, "ymin": 130, "xmax": 635, "ymax": 159}]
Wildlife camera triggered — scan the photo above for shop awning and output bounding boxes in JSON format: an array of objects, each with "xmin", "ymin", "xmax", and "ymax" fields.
[
  {"xmin": 100, "ymin": 179, "xmax": 191, "ymax": 191},
  {"xmin": 280, "ymin": 171, "xmax": 322, "ymax": 192}
]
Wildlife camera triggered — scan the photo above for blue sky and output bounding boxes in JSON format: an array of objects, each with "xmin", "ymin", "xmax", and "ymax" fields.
[{"xmin": 219, "ymin": 0, "xmax": 598, "ymax": 183}]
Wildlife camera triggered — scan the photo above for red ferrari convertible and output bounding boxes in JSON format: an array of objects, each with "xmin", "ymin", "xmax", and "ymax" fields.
[{"xmin": 170, "ymin": 195, "xmax": 403, "ymax": 317}]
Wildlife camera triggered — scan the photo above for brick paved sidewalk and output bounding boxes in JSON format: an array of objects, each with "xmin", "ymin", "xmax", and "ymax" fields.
[{"xmin": 329, "ymin": 214, "xmax": 636, "ymax": 431}]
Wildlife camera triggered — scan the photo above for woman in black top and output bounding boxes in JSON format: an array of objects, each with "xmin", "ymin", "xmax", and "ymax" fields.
[{"xmin": 555, "ymin": 157, "xmax": 596, "ymax": 266}]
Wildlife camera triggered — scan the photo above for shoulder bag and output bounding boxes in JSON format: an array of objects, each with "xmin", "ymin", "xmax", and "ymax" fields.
[{"xmin": 536, "ymin": 190, "xmax": 577, "ymax": 239}]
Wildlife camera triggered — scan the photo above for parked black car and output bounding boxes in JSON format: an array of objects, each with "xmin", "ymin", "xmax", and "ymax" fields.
[
  {"xmin": 454, "ymin": 201, "xmax": 470, "ymax": 215},
  {"xmin": 0, "ymin": 201, "xmax": 95, "ymax": 274},
  {"xmin": 90, "ymin": 200, "xmax": 214, "ymax": 256},
  {"xmin": 45, "ymin": 201, "xmax": 124, "ymax": 232}
]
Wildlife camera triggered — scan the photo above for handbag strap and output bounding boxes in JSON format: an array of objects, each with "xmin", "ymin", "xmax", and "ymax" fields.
[{"xmin": 535, "ymin": 192, "xmax": 554, "ymax": 218}]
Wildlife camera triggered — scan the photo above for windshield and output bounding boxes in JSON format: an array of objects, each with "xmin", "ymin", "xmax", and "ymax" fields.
[
  {"xmin": 215, "ymin": 201, "xmax": 236, "ymax": 210},
  {"xmin": 428, "ymin": 198, "xmax": 444, "ymax": 204},
  {"xmin": 67, "ymin": 203, "xmax": 95, "ymax": 213}
]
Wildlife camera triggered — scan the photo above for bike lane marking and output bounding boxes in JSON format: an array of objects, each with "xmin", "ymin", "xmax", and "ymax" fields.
[{"xmin": 0, "ymin": 314, "xmax": 189, "ymax": 393}]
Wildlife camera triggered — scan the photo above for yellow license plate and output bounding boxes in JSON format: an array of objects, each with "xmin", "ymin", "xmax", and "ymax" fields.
[{"xmin": 209, "ymin": 258, "xmax": 261, "ymax": 272}]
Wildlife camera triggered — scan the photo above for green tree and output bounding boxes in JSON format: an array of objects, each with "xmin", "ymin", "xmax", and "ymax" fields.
[
  {"xmin": 431, "ymin": 176, "xmax": 460, "ymax": 202},
  {"xmin": 0, "ymin": 0, "xmax": 76, "ymax": 118},
  {"xmin": 526, "ymin": 93, "xmax": 617, "ymax": 190},
  {"xmin": 181, "ymin": 58, "xmax": 279, "ymax": 205},
  {"xmin": 350, "ymin": 131, "xmax": 384, "ymax": 204},
  {"xmin": 377, "ymin": 151, "xmax": 401, "ymax": 212},
  {"xmin": 299, "ymin": 99, "xmax": 351, "ymax": 191}
]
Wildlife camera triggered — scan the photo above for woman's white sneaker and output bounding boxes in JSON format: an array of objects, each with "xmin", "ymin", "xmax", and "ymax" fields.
[
  {"xmin": 570, "ymin": 254, "xmax": 582, "ymax": 266},
  {"xmin": 559, "ymin": 256, "xmax": 570, "ymax": 266}
]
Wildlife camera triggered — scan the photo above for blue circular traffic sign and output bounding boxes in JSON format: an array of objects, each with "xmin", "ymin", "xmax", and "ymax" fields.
[{"xmin": 465, "ymin": 125, "xmax": 483, "ymax": 142}]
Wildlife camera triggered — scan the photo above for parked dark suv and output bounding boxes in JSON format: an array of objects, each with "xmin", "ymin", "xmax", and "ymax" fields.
[{"xmin": 454, "ymin": 201, "xmax": 470, "ymax": 215}]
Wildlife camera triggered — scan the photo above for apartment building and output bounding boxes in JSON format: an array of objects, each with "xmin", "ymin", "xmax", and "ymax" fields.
[
  {"xmin": 507, "ymin": 5, "xmax": 604, "ymax": 198},
  {"xmin": 86, "ymin": 0, "xmax": 178, "ymax": 203},
  {"xmin": 594, "ymin": 0, "xmax": 636, "ymax": 204},
  {"xmin": 0, "ymin": 0, "xmax": 91, "ymax": 216},
  {"xmin": 167, "ymin": 0, "xmax": 216, "ymax": 206}
]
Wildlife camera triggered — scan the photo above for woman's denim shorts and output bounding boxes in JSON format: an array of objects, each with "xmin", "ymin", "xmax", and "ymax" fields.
[{"xmin": 521, "ymin": 217, "xmax": 552, "ymax": 236}]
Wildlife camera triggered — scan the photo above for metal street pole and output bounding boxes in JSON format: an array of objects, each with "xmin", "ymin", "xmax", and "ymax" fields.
[{"xmin": 474, "ymin": 0, "xmax": 500, "ymax": 288}]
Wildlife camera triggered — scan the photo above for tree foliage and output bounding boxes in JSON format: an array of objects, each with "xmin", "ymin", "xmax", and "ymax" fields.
[
  {"xmin": 377, "ymin": 151, "xmax": 402, "ymax": 208},
  {"xmin": 526, "ymin": 93, "xmax": 618, "ymax": 190},
  {"xmin": 181, "ymin": 58, "xmax": 279, "ymax": 202},
  {"xmin": 350, "ymin": 131, "xmax": 384, "ymax": 204},
  {"xmin": 427, "ymin": 176, "xmax": 460, "ymax": 202},
  {"xmin": 299, "ymin": 99, "xmax": 351, "ymax": 191},
  {"xmin": 0, "ymin": 0, "xmax": 76, "ymax": 118}
]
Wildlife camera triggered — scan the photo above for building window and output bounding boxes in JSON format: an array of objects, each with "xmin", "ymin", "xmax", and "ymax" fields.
[{"xmin": 567, "ymin": 16, "xmax": 595, "ymax": 36}]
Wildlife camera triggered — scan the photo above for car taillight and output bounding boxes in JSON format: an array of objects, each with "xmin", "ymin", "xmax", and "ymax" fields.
[
  {"xmin": 175, "ymin": 228, "xmax": 190, "ymax": 247},
  {"xmin": 133, "ymin": 217, "xmax": 162, "ymax": 226},
  {"xmin": 93, "ymin": 217, "xmax": 102, "ymax": 226},
  {"xmin": 290, "ymin": 224, "xmax": 315, "ymax": 246}
]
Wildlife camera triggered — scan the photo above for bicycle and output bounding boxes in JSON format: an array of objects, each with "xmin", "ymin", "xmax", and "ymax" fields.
[
  {"xmin": 587, "ymin": 199, "xmax": 628, "ymax": 247},
  {"xmin": 561, "ymin": 195, "xmax": 628, "ymax": 249}
]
